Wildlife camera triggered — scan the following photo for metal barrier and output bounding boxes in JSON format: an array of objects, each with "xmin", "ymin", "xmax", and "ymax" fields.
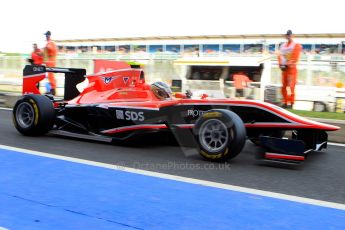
[{"xmin": 1, "ymin": 55, "xmax": 345, "ymax": 95}]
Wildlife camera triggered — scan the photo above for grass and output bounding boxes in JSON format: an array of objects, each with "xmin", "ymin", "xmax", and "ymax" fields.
[
  {"xmin": 287, "ymin": 109, "xmax": 345, "ymax": 121},
  {"xmin": 1, "ymin": 52, "xmax": 25, "ymax": 56}
]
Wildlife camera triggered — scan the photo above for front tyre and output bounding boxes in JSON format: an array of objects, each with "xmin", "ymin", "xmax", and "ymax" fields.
[
  {"xmin": 194, "ymin": 109, "xmax": 246, "ymax": 162},
  {"xmin": 13, "ymin": 94, "xmax": 55, "ymax": 136}
]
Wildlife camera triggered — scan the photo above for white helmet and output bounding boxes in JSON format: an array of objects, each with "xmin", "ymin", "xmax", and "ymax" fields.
[{"xmin": 151, "ymin": 82, "xmax": 172, "ymax": 100}]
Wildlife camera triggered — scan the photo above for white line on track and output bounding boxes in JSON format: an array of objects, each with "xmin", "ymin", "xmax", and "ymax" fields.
[
  {"xmin": 328, "ymin": 142, "xmax": 345, "ymax": 147},
  {"xmin": 0, "ymin": 144, "xmax": 345, "ymax": 211},
  {"xmin": 0, "ymin": 107, "xmax": 13, "ymax": 111}
]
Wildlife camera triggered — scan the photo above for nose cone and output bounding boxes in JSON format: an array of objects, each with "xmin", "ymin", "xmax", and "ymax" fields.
[
  {"xmin": 318, "ymin": 123, "xmax": 340, "ymax": 131},
  {"xmin": 309, "ymin": 120, "xmax": 341, "ymax": 131}
]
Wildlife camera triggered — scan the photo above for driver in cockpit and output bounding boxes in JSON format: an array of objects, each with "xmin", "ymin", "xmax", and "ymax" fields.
[
  {"xmin": 151, "ymin": 81, "xmax": 192, "ymax": 100},
  {"xmin": 151, "ymin": 82, "xmax": 173, "ymax": 100}
]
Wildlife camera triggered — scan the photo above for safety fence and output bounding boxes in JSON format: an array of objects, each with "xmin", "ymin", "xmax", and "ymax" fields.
[{"xmin": 1, "ymin": 55, "xmax": 344, "ymax": 88}]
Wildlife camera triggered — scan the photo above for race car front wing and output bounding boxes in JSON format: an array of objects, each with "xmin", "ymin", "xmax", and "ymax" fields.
[{"xmin": 259, "ymin": 130, "xmax": 328, "ymax": 165}]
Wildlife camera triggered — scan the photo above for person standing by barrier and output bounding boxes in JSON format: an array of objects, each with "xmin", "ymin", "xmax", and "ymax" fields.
[
  {"xmin": 43, "ymin": 31, "xmax": 57, "ymax": 95},
  {"xmin": 233, "ymin": 71, "xmax": 252, "ymax": 99},
  {"xmin": 28, "ymin": 43, "xmax": 43, "ymax": 65},
  {"xmin": 278, "ymin": 30, "xmax": 302, "ymax": 109}
]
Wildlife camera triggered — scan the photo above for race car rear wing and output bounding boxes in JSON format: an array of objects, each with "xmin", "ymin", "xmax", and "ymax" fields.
[{"xmin": 23, "ymin": 65, "xmax": 86, "ymax": 101}]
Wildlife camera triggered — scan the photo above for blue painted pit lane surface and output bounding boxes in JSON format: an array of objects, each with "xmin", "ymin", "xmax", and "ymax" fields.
[{"xmin": 0, "ymin": 147, "xmax": 344, "ymax": 230}]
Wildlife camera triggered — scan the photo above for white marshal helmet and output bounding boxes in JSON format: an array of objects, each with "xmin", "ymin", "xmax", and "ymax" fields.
[{"xmin": 151, "ymin": 82, "xmax": 172, "ymax": 100}]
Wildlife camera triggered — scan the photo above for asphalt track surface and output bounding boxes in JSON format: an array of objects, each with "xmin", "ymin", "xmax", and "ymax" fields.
[{"xmin": 1, "ymin": 109, "xmax": 345, "ymax": 204}]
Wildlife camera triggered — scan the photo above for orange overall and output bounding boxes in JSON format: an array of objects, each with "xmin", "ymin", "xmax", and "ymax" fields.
[
  {"xmin": 233, "ymin": 73, "xmax": 252, "ymax": 98},
  {"xmin": 31, "ymin": 48, "xmax": 43, "ymax": 65},
  {"xmin": 44, "ymin": 39, "xmax": 57, "ymax": 90},
  {"xmin": 278, "ymin": 41, "xmax": 302, "ymax": 106},
  {"xmin": 233, "ymin": 73, "xmax": 251, "ymax": 89}
]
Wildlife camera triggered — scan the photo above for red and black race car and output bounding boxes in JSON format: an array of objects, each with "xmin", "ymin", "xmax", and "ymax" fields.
[{"xmin": 13, "ymin": 64, "xmax": 339, "ymax": 164}]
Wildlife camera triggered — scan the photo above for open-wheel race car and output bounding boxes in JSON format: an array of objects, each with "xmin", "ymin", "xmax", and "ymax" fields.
[{"xmin": 13, "ymin": 63, "xmax": 340, "ymax": 165}]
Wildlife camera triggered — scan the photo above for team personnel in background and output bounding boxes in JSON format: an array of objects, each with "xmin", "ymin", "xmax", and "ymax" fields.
[
  {"xmin": 233, "ymin": 71, "xmax": 252, "ymax": 99},
  {"xmin": 43, "ymin": 31, "xmax": 57, "ymax": 95},
  {"xmin": 28, "ymin": 43, "xmax": 43, "ymax": 65},
  {"xmin": 278, "ymin": 30, "xmax": 302, "ymax": 109}
]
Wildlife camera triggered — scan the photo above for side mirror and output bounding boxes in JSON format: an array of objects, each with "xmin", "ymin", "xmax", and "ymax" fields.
[{"xmin": 185, "ymin": 89, "xmax": 193, "ymax": 98}]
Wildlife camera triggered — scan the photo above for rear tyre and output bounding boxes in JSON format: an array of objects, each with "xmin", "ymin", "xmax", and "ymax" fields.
[
  {"xmin": 13, "ymin": 94, "xmax": 55, "ymax": 136},
  {"xmin": 194, "ymin": 109, "xmax": 246, "ymax": 162}
]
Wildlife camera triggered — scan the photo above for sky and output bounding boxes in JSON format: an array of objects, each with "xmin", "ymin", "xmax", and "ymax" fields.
[{"xmin": 0, "ymin": 0, "xmax": 344, "ymax": 52}]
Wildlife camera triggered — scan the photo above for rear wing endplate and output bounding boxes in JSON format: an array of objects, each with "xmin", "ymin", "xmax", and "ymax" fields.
[{"xmin": 23, "ymin": 65, "xmax": 86, "ymax": 101}]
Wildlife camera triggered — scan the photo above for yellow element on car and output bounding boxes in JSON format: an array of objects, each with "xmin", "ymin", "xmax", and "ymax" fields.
[
  {"xmin": 30, "ymin": 99, "xmax": 39, "ymax": 125},
  {"xmin": 200, "ymin": 148, "xmax": 228, "ymax": 159},
  {"xmin": 202, "ymin": 112, "xmax": 222, "ymax": 118}
]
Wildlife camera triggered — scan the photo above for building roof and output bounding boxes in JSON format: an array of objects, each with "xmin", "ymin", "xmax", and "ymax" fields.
[{"xmin": 55, "ymin": 33, "xmax": 345, "ymax": 43}]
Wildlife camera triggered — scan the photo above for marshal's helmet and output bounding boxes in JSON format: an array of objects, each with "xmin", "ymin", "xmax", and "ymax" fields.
[{"xmin": 151, "ymin": 81, "xmax": 172, "ymax": 100}]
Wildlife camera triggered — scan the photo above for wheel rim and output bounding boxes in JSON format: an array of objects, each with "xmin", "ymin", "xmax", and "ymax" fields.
[
  {"xmin": 199, "ymin": 119, "xmax": 229, "ymax": 153},
  {"xmin": 16, "ymin": 102, "xmax": 35, "ymax": 128}
]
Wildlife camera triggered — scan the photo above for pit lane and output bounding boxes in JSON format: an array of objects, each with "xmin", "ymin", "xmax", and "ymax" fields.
[{"xmin": 1, "ymin": 109, "xmax": 345, "ymax": 204}]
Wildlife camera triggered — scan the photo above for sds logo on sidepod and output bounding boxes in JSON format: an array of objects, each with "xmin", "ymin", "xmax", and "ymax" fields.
[{"xmin": 116, "ymin": 110, "xmax": 145, "ymax": 121}]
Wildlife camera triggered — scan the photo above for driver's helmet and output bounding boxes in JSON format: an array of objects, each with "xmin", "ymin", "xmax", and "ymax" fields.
[{"xmin": 151, "ymin": 81, "xmax": 172, "ymax": 100}]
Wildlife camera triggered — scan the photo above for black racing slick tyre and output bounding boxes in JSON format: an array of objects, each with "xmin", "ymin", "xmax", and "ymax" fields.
[
  {"xmin": 13, "ymin": 94, "xmax": 55, "ymax": 136},
  {"xmin": 194, "ymin": 109, "xmax": 246, "ymax": 162}
]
